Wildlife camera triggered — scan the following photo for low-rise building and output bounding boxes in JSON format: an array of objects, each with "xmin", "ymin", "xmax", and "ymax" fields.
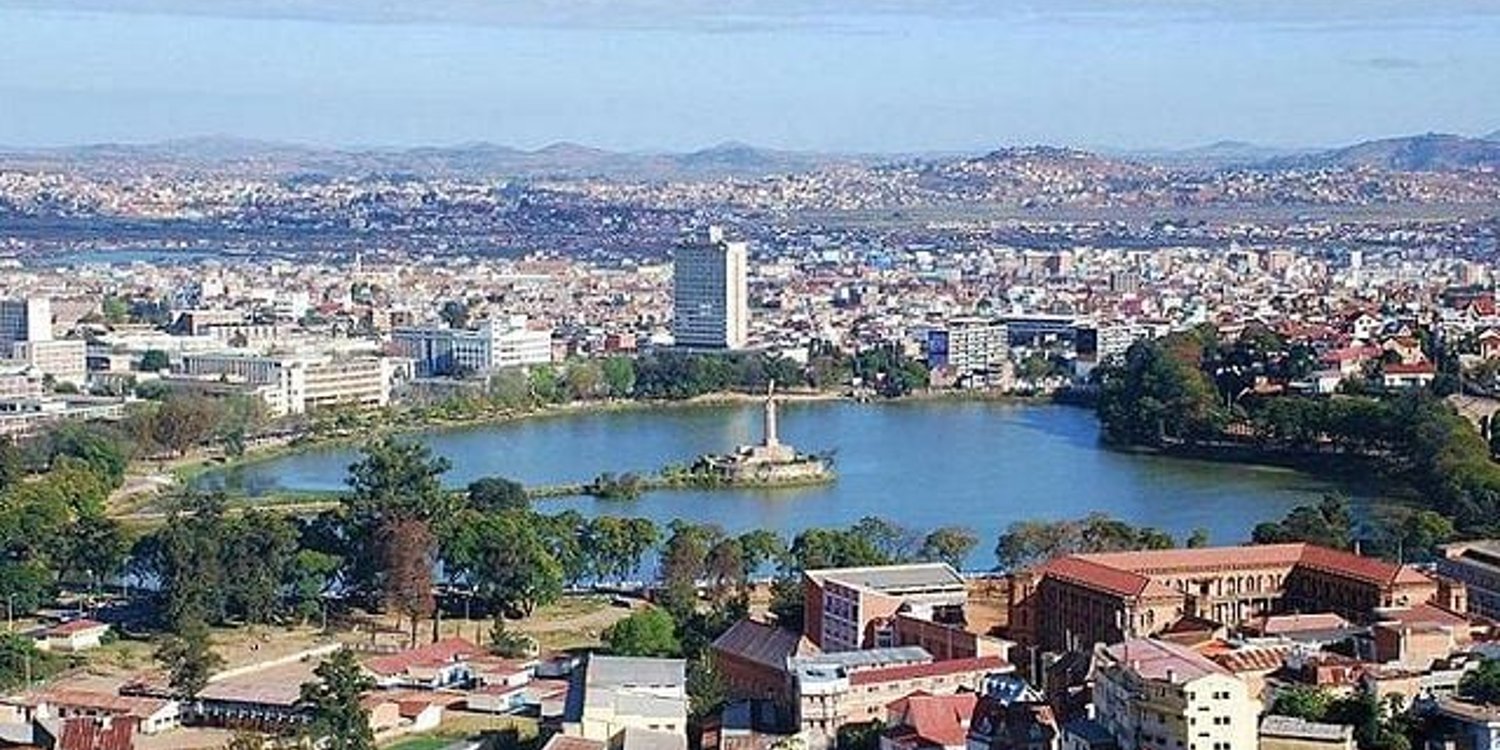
[
  {"xmin": 562, "ymin": 655, "xmax": 689, "ymax": 747},
  {"xmin": 39, "ymin": 620, "xmax": 110, "ymax": 653},
  {"xmin": 1091, "ymin": 639, "xmax": 1259, "ymax": 750},
  {"xmin": 1257, "ymin": 715, "xmax": 1355, "ymax": 750}
]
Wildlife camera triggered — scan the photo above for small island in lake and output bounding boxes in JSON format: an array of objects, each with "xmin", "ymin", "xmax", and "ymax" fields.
[{"xmin": 676, "ymin": 383, "xmax": 835, "ymax": 487}]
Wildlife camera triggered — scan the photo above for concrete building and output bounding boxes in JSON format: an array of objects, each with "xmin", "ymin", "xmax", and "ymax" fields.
[
  {"xmin": 672, "ymin": 226, "xmax": 748, "ymax": 350},
  {"xmin": 178, "ymin": 352, "xmax": 393, "ymax": 417},
  {"xmin": 11, "ymin": 340, "xmax": 87, "ymax": 386},
  {"xmin": 0, "ymin": 297, "xmax": 84, "ymax": 386},
  {"xmin": 803, "ymin": 563, "xmax": 970, "ymax": 653},
  {"xmin": 1092, "ymin": 639, "xmax": 1259, "ymax": 750},
  {"xmin": 0, "ymin": 297, "xmax": 51, "ymax": 348},
  {"xmin": 1439, "ymin": 540, "xmax": 1500, "ymax": 620},
  {"xmin": 793, "ymin": 649, "xmax": 1009, "ymax": 745},
  {"xmin": 562, "ymin": 655, "xmax": 689, "ymax": 748},
  {"xmin": 391, "ymin": 316, "xmax": 552, "ymax": 377},
  {"xmin": 927, "ymin": 318, "xmax": 1010, "ymax": 388}
]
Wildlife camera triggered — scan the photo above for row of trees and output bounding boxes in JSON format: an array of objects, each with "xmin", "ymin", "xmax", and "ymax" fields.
[{"xmin": 414, "ymin": 346, "xmax": 933, "ymax": 423}]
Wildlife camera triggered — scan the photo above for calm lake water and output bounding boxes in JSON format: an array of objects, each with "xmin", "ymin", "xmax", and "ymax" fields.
[{"xmin": 198, "ymin": 401, "xmax": 1368, "ymax": 569}]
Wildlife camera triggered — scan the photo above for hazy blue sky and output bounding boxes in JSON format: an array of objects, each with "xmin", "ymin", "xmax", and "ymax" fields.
[{"xmin": 1, "ymin": 0, "xmax": 1497, "ymax": 151}]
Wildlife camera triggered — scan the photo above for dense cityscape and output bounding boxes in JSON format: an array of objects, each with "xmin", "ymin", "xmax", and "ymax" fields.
[{"xmin": 7, "ymin": 2, "xmax": 1500, "ymax": 750}]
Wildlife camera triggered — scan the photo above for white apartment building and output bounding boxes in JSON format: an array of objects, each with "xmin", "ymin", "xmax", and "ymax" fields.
[
  {"xmin": 390, "ymin": 316, "xmax": 552, "ymax": 377},
  {"xmin": 178, "ymin": 352, "xmax": 393, "ymax": 417},
  {"xmin": 672, "ymin": 226, "xmax": 749, "ymax": 350},
  {"xmin": 927, "ymin": 317, "xmax": 1010, "ymax": 388},
  {"xmin": 1092, "ymin": 639, "xmax": 1259, "ymax": 750},
  {"xmin": 0, "ymin": 297, "xmax": 85, "ymax": 386}
]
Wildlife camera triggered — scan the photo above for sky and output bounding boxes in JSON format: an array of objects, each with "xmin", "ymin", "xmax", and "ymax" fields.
[{"xmin": 1, "ymin": 0, "xmax": 1498, "ymax": 152}]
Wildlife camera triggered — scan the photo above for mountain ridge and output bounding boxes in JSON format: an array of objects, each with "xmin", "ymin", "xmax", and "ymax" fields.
[{"xmin": 4, "ymin": 131, "xmax": 1500, "ymax": 180}]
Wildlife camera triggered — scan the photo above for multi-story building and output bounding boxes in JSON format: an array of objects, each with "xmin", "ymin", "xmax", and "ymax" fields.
[
  {"xmin": 562, "ymin": 655, "xmax": 688, "ymax": 748},
  {"xmin": 793, "ymin": 648, "xmax": 1010, "ymax": 746},
  {"xmin": 12, "ymin": 340, "xmax": 87, "ymax": 386},
  {"xmin": 672, "ymin": 226, "xmax": 748, "ymax": 350},
  {"xmin": 927, "ymin": 318, "xmax": 1010, "ymax": 388},
  {"xmin": 391, "ymin": 316, "xmax": 552, "ymax": 377},
  {"xmin": 803, "ymin": 563, "xmax": 974, "ymax": 654},
  {"xmin": 0, "ymin": 297, "xmax": 84, "ymax": 385},
  {"xmin": 0, "ymin": 297, "xmax": 51, "ymax": 348},
  {"xmin": 1008, "ymin": 544, "xmax": 1442, "ymax": 652},
  {"xmin": 1437, "ymin": 540, "xmax": 1500, "ymax": 620},
  {"xmin": 178, "ymin": 352, "xmax": 393, "ymax": 416},
  {"xmin": 1091, "ymin": 639, "xmax": 1259, "ymax": 750}
]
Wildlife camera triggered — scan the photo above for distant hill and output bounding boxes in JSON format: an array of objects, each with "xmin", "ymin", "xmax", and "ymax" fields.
[
  {"xmin": 1123, "ymin": 140, "xmax": 1315, "ymax": 169},
  {"xmin": 1264, "ymin": 133, "xmax": 1500, "ymax": 171},
  {"xmin": 1484, "ymin": 129, "xmax": 1500, "ymax": 142},
  {"xmin": 0, "ymin": 136, "xmax": 879, "ymax": 181}
]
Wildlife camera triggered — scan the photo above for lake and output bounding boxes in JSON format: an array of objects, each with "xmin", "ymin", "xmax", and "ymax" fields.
[{"xmin": 197, "ymin": 401, "xmax": 1369, "ymax": 569}]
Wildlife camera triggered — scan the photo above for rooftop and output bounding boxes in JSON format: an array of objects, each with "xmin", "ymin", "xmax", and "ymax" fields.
[
  {"xmin": 710, "ymin": 620, "xmax": 811, "ymax": 671},
  {"xmin": 807, "ymin": 563, "xmax": 965, "ymax": 594},
  {"xmin": 1103, "ymin": 639, "xmax": 1228, "ymax": 683},
  {"xmin": 585, "ymin": 655, "xmax": 686, "ymax": 690},
  {"xmin": 1259, "ymin": 715, "xmax": 1354, "ymax": 741}
]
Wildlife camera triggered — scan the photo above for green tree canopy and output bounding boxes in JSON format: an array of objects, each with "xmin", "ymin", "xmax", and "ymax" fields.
[{"xmin": 604, "ymin": 608, "xmax": 681, "ymax": 658}]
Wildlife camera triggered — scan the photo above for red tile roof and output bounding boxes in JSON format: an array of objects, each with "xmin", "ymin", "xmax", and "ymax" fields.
[
  {"xmin": 1296, "ymin": 545, "xmax": 1407, "ymax": 586},
  {"xmin": 365, "ymin": 637, "xmax": 479, "ymax": 676},
  {"xmin": 849, "ymin": 655, "xmax": 1009, "ymax": 686},
  {"xmin": 58, "ymin": 718, "xmax": 135, "ymax": 750},
  {"xmin": 884, "ymin": 693, "xmax": 977, "ymax": 748},
  {"xmin": 47, "ymin": 619, "xmax": 108, "ymax": 637},
  {"xmin": 1037, "ymin": 556, "xmax": 1156, "ymax": 598}
]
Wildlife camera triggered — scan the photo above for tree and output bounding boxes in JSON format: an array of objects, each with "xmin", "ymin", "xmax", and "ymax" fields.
[
  {"xmin": 46, "ymin": 423, "xmax": 129, "ymax": 488},
  {"xmin": 1252, "ymin": 494, "xmax": 1353, "ymax": 549},
  {"xmin": 438, "ymin": 301, "xmax": 470, "ymax": 330},
  {"xmin": 604, "ymin": 608, "xmax": 680, "ymax": 657},
  {"xmin": 300, "ymin": 649, "xmax": 376, "ymax": 750},
  {"xmin": 564, "ymin": 359, "xmax": 606, "ymax": 401},
  {"xmin": 602, "ymin": 357, "xmax": 637, "ymax": 398},
  {"xmin": 657, "ymin": 522, "xmax": 723, "ymax": 620},
  {"xmin": 466, "ymin": 476, "xmax": 529, "ymax": 513},
  {"xmin": 1185, "ymin": 528, "xmax": 1211, "ymax": 548},
  {"xmin": 139, "ymin": 349, "xmax": 171, "ymax": 372},
  {"xmin": 917, "ymin": 527, "xmax": 978, "ymax": 569},
  {"xmin": 155, "ymin": 624, "xmax": 223, "ymax": 699},
  {"xmin": 383, "ymin": 518, "xmax": 437, "ymax": 647},
  {"xmin": 442, "ymin": 511, "xmax": 564, "ymax": 617},
  {"xmin": 152, "ymin": 394, "xmax": 227, "ymax": 456},
  {"xmin": 343, "ymin": 437, "xmax": 453, "ymax": 605},
  {"xmin": 1462, "ymin": 658, "xmax": 1500, "ymax": 705},
  {"xmin": 1271, "ymin": 684, "xmax": 1333, "ymax": 721},
  {"xmin": 853, "ymin": 516, "xmax": 917, "ymax": 561},
  {"xmin": 220, "ymin": 512, "xmax": 298, "ymax": 624},
  {"xmin": 288, "ymin": 549, "xmax": 341, "ymax": 626},
  {"xmin": 687, "ymin": 656, "xmax": 728, "ymax": 720},
  {"xmin": 0, "ymin": 437, "xmax": 24, "ymax": 492},
  {"xmin": 143, "ymin": 492, "xmax": 229, "ymax": 631}
]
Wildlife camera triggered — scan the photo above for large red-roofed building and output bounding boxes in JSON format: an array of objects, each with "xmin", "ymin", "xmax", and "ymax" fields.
[{"xmin": 1007, "ymin": 543, "xmax": 1447, "ymax": 651}]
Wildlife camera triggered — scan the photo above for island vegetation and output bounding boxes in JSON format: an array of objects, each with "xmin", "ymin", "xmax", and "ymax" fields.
[{"xmin": 1095, "ymin": 324, "xmax": 1500, "ymax": 537}]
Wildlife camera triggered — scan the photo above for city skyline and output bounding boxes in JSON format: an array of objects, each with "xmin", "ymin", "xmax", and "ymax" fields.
[{"xmin": 2, "ymin": 0, "xmax": 1499, "ymax": 151}]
